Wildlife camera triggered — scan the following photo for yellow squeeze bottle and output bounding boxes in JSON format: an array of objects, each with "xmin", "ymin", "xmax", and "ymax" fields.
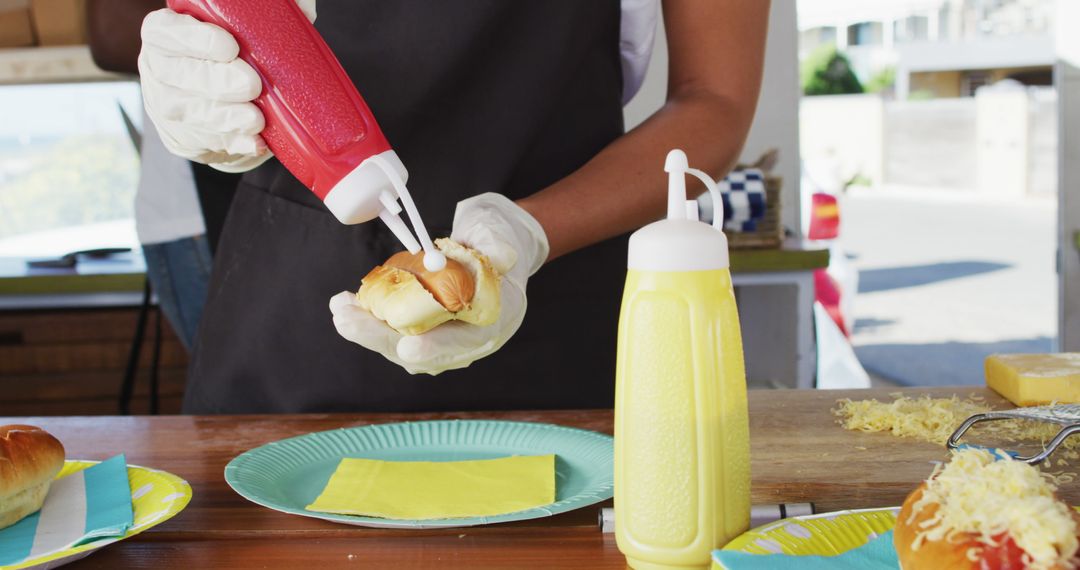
[{"xmin": 615, "ymin": 149, "xmax": 750, "ymax": 570}]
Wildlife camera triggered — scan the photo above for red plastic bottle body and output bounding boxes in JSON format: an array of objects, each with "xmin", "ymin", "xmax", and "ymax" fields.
[{"xmin": 166, "ymin": 0, "xmax": 391, "ymax": 200}]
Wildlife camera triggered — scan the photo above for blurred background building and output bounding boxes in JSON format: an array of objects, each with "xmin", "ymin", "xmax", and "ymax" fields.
[
  {"xmin": 799, "ymin": 0, "xmax": 1054, "ymax": 99},
  {"xmin": 796, "ymin": 0, "xmax": 1062, "ymax": 386},
  {"xmin": 798, "ymin": 0, "xmax": 1056, "ymax": 198}
]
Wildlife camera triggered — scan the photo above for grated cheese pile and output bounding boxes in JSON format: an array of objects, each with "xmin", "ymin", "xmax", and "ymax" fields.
[
  {"xmin": 833, "ymin": 395, "xmax": 1080, "ymax": 451},
  {"xmin": 834, "ymin": 395, "xmax": 988, "ymax": 445},
  {"xmin": 909, "ymin": 448, "xmax": 1078, "ymax": 570}
]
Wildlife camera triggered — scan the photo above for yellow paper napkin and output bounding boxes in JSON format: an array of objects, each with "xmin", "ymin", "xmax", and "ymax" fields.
[{"xmin": 305, "ymin": 455, "xmax": 556, "ymax": 520}]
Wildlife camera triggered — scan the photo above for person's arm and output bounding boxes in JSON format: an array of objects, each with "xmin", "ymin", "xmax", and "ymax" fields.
[
  {"xmin": 86, "ymin": 0, "xmax": 164, "ymax": 73},
  {"xmin": 517, "ymin": 0, "xmax": 770, "ymax": 261}
]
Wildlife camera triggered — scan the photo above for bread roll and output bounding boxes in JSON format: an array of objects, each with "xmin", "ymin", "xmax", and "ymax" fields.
[
  {"xmin": 895, "ymin": 483, "xmax": 984, "ymax": 570},
  {"xmin": 0, "ymin": 425, "xmax": 65, "ymax": 530},
  {"xmin": 894, "ymin": 449, "xmax": 1080, "ymax": 570},
  {"xmin": 356, "ymin": 238, "xmax": 500, "ymax": 335}
]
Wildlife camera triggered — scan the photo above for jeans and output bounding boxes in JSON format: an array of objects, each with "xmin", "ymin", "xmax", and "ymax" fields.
[{"xmin": 142, "ymin": 235, "xmax": 213, "ymax": 352}]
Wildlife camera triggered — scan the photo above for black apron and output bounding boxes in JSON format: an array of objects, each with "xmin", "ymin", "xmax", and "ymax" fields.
[
  {"xmin": 184, "ymin": 0, "xmax": 628, "ymax": 413},
  {"xmin": 189, "ymin": 162, "xmax": 240, "ymax": 255}
]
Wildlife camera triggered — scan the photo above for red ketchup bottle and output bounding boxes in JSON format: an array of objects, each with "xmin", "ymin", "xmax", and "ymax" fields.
[{"xmin": 166, "ymin": 0, "xmax": 445, "ymax": 270}]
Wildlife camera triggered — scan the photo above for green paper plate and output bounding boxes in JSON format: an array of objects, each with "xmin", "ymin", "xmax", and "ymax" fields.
[{"xmin": 224, "ymin": 420, "xmax": 614, "ymax": 528}]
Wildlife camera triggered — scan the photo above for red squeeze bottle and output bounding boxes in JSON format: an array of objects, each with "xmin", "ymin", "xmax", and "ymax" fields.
[{"xmin": 166, "ymin": 0, "xmax": 446, "ymax": 270}]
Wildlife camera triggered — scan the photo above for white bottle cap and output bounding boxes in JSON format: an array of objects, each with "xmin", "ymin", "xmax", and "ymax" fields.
[
  {"xmin": 627, "ymin": 149, "xmax": 729, "ymax": 271},
  {"xmin": 323, "ymin": 149, "xmax": 446, "ymax": 271}
]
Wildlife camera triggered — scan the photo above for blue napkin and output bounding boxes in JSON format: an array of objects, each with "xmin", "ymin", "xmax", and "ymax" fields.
[
  {"xmin": 0, "ymin": 454, "xmax": 133, "ymax": 566},
  {"xmin": 713, "ymin": 530, "xmax": 900, "ymax": 569}
]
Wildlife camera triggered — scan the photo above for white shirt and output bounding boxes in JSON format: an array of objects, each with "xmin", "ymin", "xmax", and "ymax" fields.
[
  {"xmin": 135, "ymin": 110, "xmax": 206, "ymax": 245},
  {"xmin": 620, "ymin": 0, "xmax": 660, "ymax": 104}
]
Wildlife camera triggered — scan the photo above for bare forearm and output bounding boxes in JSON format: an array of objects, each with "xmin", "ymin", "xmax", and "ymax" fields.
[
  {"xmin": 518, "ymin": 91, "xmax": 752, "ymax": 261},
  {"xmin": 517, "ymin": 0, "xmax": 770, "ymax": 262}
]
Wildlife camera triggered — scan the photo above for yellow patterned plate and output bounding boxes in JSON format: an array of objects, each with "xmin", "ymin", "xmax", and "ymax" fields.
[
  {"xmin": 8, "ymin": 460, "xmax": 192, "ymax": 570},
  {"xmin": 719, "ymin": 504, "xmax": 1080, "ymax": 564},
  {"xmin": 720, "ymin": 507, "xmax": 900, "ymax": 558}
]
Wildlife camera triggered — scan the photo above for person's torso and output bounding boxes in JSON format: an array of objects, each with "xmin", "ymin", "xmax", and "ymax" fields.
[
  {"xmin": 246, "ymin": 0, "xmax": 626, "ymax": 240},
  {"xmin": 187, "ymin": 0, "xmax": 633, "ymax": 413}
]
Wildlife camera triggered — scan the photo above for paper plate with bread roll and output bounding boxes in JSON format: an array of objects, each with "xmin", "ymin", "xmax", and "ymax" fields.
[
  {"xmin": 714, "ymin": 447, "xmax": 1080, "ymax": 570},
  {"xmin": 0, "ymin": 425, "xmax": 191, "ymax": 570}
]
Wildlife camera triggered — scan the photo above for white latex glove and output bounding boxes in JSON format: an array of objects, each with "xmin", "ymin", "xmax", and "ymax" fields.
[
  {"xmin": 137, "ymin": 1, "xmax": 316, "ymax": 173},
  {"xmin": 330, "ymin": 193, "xmax": 550, "ymax": 375}
]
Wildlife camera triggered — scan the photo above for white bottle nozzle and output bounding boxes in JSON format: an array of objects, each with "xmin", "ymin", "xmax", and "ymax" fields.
[
  {"xmin": 368, "ymin": 154, "xmax": 446, "ymax": 272},
  {"xmin": 663, "ymin": 149, "xmax": 724, "ymax": 231},
  {"xmin": 664, "ymin": 149, "xmax": 689, "ymax": 220},
  {"xmin": 627, "ymin": 148, "xmax": 730, "ymax": 271},
  {"xmin": 379, "ymin": 190, "xmax": 403, "ymax": 215},
  {"xmin": 422, "ymin": 246, "xmax": 447, "ymax": 272},
  {"xmin": 686, "ymin": 167, "xmax": 724, "ymax": 231},
  {"xmin": 378, "ymin": 209, "xmax": 421, "ymax": 254},
  {"xmin": 685, "ymin": 200, "xmax": 699, "ymax": 221}
]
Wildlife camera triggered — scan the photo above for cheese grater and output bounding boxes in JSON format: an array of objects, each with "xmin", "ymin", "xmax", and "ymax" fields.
[{"xmin": 947, "ymin": 404, "xmax": 1080, "ymax": 464}]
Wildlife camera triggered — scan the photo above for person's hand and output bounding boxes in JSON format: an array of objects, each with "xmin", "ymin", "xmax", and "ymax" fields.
[
  {"xmin": 137, "ymin": 1, "xmax": 316, "ymax": 172},
  {"xmin": 330, "ymin": 193, "xmax": 549, "ymax": 375}
]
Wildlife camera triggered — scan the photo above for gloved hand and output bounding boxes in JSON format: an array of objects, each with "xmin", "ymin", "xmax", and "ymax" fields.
[
  {"xmin": 330, "ymin": 193, "xmax": 549, "ymax": 375},
  {"xmin": 137, "ymin": 0, "xmax": 316, "ymax": 172}
]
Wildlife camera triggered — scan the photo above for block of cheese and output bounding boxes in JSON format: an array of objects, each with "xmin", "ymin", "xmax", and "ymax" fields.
[{"xmin": 985, "ymin": 353, "xmax": 1080, "ymax": 406}]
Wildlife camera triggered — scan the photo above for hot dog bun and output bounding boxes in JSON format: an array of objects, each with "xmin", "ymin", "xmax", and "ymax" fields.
[
  {"xmin": 0, "ymin": 425, "xmax": 65, "ymax": 530},
  {"xmin": 356, "ymin": 238, "xmax": 500, "ymax": 336},
  {"xmin": 894, "ymin": 448, "xmax": 1080, "ymax": 570},
  {"xmin": 895, "ymin": 483, "xmax": 984, "ymax": 570},
  {"xmin": 381, "ymin": 250, "xmax": 475, "ymax": 313}
]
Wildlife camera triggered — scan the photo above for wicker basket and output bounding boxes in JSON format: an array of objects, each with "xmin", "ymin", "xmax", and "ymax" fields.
[{"xmin": 726, "ymin": 171, "xmax": 783, "ymax": 250}]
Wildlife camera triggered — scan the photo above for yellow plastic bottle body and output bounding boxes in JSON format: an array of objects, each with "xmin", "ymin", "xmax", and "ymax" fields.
[{"xmin": 614, "ymin": 268, "xmax": 750, "ymax": 570}]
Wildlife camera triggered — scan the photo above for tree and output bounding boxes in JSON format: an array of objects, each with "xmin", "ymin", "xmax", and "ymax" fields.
[
  {"xmin": 865, "ymin": 66, "xmax": 896, "ymax": 94},
  {"xmin": 801, "ymin": 45, "xmax": 863, "ymax": 96},
  {"xmin": 0, "ymin": 135, "xmax": 137, "ymax": 239}
]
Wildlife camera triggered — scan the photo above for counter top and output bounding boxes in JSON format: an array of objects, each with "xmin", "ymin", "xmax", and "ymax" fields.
[
  {"xmin": 0, "ymin": 242, "xmax": 827, "ymax": 310},
  {"xmin": 2, "ymin": 386, "xmax": 1007, "ymax": 568},
  {"xmin": 0, "ymin": 254, "xmax": 145, "ymax": 309},
  {"xmin": 0, "ymin": 253, "xmax": 145, "ymax": 295}
]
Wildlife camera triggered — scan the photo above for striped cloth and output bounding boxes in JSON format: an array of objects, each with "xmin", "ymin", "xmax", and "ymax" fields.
[
  {"xmin": 0, "ymin": 455, "xmax": 132, "ymax": 566},
  {"xmin": 718, "ymin": 168, "xmax": 768, "ymax": 232}
]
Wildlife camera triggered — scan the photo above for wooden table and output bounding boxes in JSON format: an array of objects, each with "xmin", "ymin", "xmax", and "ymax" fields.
[{"xmin": 3, "ymin": 386, "xmax": 1043, "ymax": 569}]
